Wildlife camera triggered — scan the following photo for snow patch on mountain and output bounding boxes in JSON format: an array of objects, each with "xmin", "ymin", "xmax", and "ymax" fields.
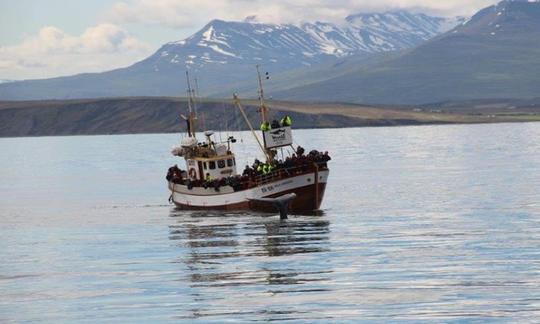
[{"xmin": 146, "ymin": 11, "xmax": 465, "ymax": 71}]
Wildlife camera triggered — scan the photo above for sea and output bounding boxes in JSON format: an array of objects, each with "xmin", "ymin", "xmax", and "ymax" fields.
[{"xmin": 1, "ymin": 123, "xmax": 540, "ymax": 322}]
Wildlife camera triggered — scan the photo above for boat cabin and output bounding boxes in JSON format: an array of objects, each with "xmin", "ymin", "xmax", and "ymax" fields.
[
  {"xmin": 174, "ymin": 131, "xmax": 238, "ymax": 182},
  {"xmin": 186, "ymin": 154, "xmax": 237, "ymax": 181}
]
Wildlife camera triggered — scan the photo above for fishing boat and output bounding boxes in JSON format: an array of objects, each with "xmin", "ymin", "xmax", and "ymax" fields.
[{"xmin": 166, "ymin": 67, "xmax": 330, "ymax": 213}]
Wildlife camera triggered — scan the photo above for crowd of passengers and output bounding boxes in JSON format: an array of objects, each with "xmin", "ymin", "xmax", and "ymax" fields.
[{"xmin": 166, "ymin": 146, "xmax": 331, "ymax": 192}]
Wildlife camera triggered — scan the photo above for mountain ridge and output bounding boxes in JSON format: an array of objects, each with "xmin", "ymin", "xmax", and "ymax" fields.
[
  {"xmin": 0, "ymin": 10, "xmax": 462, "ymax": 101},
  {"xmin": 271, "ymin": 0, "xmax": 540, "ymax": 105},
  {"xmin": 146, "ymin": 11, "xmax": 462, "ymax": 70}
]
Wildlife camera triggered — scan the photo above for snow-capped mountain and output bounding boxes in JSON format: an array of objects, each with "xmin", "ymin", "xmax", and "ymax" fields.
[
  {"xmin": 0, "ymin": 10, "xmax": 465, "ymax": 100},
  {"xmin": 146, "ymin": 11, "xmax": 464, "ymax": 70},
  {"xmin": 273, "ymin": 0, "xmax": 540, "ymax": 105}
]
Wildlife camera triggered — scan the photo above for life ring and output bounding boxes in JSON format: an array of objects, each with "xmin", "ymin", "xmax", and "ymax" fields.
[{"xmin": 189, "ymin": 168, "xmax": 197, "ymax": 179}]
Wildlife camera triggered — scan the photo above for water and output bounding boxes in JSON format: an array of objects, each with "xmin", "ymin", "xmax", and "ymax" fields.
[{"xmin": 1, "ymin": 123, "xmax": 540, "ymax": 322}]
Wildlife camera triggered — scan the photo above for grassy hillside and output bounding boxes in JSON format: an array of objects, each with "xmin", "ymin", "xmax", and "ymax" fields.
[{"xmin": 1, "ymin": 97, "xmax": 539, "ymax": 137}]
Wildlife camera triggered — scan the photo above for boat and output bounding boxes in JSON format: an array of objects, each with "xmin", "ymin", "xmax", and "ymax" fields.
[{"xmin": 166, "ymin": 67, "xmax": 330, "ymax": 213}]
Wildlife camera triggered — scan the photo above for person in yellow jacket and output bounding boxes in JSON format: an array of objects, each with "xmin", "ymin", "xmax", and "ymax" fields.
[
  {"xmin": 280, "ymin": 115, "xmax": 292, "ymax": 127},
  {"xmin": 260, "ymin": 122, "xmax": 270, "ymax": 131}
]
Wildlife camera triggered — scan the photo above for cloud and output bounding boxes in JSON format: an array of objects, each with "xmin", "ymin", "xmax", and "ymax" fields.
[
  {"xmin": 106, "ymin": 0, "xmax": 499, "ymax": 29},
  {"xmin": 0, "ymin": 24, "xmax": 152, "ymax": 79}
]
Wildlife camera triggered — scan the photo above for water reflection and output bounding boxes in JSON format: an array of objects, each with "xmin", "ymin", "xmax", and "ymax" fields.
[
  {"xmin": 168, "ymin": 210, "xmax": 333, "ymax": 320},
  {"xmin": 169, "ymin": 210, "xmax": 330, "ymax": 259}
]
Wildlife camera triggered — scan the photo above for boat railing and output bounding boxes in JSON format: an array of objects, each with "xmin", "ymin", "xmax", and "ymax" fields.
[
  {"xmin": 253, "ymin": 161, "xmax": 327, "ymax": 186},
  {"xmin": 170, "ymin": 161, "xmax": 328, "ymax": 190}
]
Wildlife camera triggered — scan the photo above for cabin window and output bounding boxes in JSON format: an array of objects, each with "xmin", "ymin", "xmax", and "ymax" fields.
[
  {"xmin": 227, "ymin": 159, "xmax": 233, "ymax": 167},
  {"xmin": 218, "ymin": 160, "xmax": 226, "ymax": 168},
  {"xmin": 209, "ymin": 161, "xmax": 216, "ymax": 169},
  {"xmin": 203, "ymin": 162, "xmax": 207, "ymax": 170}
]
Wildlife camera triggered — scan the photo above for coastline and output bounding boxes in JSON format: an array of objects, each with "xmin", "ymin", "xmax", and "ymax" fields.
[{"xmin": 1, "ymin": 97, "xmax": 539, "ymax": 138}]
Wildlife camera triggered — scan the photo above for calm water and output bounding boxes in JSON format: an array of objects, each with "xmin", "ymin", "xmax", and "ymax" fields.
[{"xmin": 1, "ymin": 123, "xmax": 540, "ymax": 322}]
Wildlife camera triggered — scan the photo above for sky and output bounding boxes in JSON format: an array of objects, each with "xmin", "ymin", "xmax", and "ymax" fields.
[{"xmin": 0, "ymin": 0, "xmax": 499, "ymax": 80}]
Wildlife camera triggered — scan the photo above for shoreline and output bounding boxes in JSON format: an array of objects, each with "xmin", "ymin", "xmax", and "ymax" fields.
[
  {"xmin": 2, "ymin": 120, "xmax": 540, "ymax": 139},
  {"xmin": 1, "ymin": 97, "xmax": 539, "ymax": 138}
]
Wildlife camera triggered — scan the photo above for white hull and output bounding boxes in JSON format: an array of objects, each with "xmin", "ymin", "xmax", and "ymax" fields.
[{"xmin": 168, "ymin": 170, "xmax": 329, "ymax": 210}]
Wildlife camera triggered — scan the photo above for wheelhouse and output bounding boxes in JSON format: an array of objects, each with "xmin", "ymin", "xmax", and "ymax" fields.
[{"xmin": 186, "ymin": 154, "xmax": 237, "ymax": 181}]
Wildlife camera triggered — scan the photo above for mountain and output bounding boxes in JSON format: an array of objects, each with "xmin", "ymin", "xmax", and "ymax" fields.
[
  {"xmin": 274, "ymin": 0, "xmax": 540, "ymax": 105},
  {"xmin": 155, "ymin": 12, "xmax": 460, "ymax": 69},
  {"xmin": 0, "ymin": 11, "xmax": 461, "ymax": 100}
]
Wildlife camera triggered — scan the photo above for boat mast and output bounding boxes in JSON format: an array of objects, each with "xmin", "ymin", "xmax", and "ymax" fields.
[
  {"xmin": 186, "ymin": 71, "xmax": 197, "ymax": 138},
  {"xmin": 233, "ymin": 94, "xmax": 270, "ymax": 161},
  {"xmin": 256, "ymin": 65, "xmax": 268, "ymax": 124}
]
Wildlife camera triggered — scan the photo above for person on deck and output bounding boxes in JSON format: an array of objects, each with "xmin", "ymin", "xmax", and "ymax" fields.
[
  {"xmin": 280, "ymin": 115, "xmax": 292, "ymax": 127},
  {"xmin": 253, "ymin": 159, "xmax": 262, "ymax": 172},
  {"xmin": 323, "ymin": 151, "xmax": 331, "ymax": 162},
  {"xmin": 260, "ymin": 122, "xmax": 270, "ymax": 131}
]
